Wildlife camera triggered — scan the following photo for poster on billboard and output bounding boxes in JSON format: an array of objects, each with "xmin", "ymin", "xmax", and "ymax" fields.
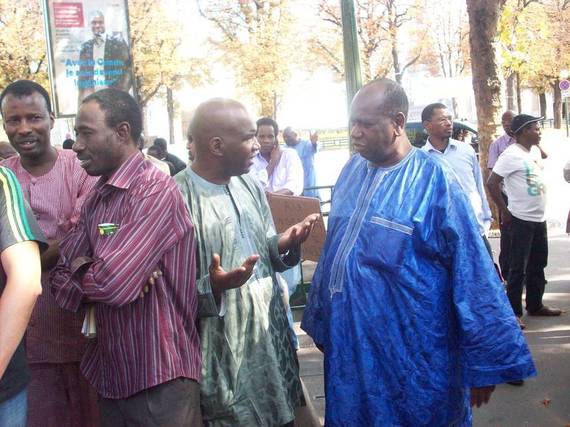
[{"xmin": 42, "ymin": 0, "xmax": 134, "ymax": 117}]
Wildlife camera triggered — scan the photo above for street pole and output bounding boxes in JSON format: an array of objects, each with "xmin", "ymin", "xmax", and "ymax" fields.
[
  {"xmin": 340, "ymin": 0, "xmax": 362, "ymax": 152},
  {"xmin": 565, "ymin": 97, "xmax": 570, "ymax": 138},
  {"xmin": 566, "ymin": 98, "xmax": 569, "ymax": 137}
]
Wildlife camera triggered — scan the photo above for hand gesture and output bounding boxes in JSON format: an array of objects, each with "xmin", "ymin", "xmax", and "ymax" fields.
[
  {"xmin": 278, "ymin": 214, "xmax": 320, "ymax": 253},
  {"xmin": 500, "ymin": 209, "xmax": 512, "ymax": 227},
  {"xmin": 310, "ymin": 131, "xmax": 319, "ymax": 144},
  {"xmin": 209, "ymin": 253, "xmax": 259, "ymax": 299},
  {"xmin": 267, "ymin": 147, "xmax": 282, "ymax": 179}
]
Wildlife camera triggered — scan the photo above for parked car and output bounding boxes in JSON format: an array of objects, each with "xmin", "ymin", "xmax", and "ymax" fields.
[{"xmin": 405, "ymin": 121, "xmax": 479, "ymax": 153}]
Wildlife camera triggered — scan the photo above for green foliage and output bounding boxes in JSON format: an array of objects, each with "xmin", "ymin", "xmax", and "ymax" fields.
[
  {"xmin": 0, "ymin": 1, "xmax": 48, "ymax": 90},
  {"xmin": 198, "ymin": 0, "xmax": 294, "ymax": 117},
  {"xmin": 129, "ymin": 0, "xmax": 209, "ymax": 107},
  {"xmin": 499, "ymin": 0, "xmax": 570, "ymax": 91}
]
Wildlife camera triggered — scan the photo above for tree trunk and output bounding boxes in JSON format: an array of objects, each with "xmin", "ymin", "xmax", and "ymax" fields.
[
  {"xmin": 391, "ymin": 42, "xmax": 401, "ymax": 84},
  {"xmin": 506, "ymin": 73, "xmax": 515, "ymax": 111},
  {"xmin": 167, "ymin": 87, "xmax": 175, "ymax": 145},
  {"xmin": 553, "ymin": 80, "xmax": 562, "ymax": 129},
  {"xmin": 515, "ymin": 72, "xmax": 522, "ymax": 113},
  {"xmin": 539, "ymin": 92, "xmax": 547, "ymax": 118},
  {"xmin": 466, "ymin": 0, "xmax": 505, "ymax": 229}
]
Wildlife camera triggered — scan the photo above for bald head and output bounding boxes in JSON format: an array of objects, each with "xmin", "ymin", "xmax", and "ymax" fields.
[
  {"xmin": 349, "ymin": 78, "xmax": 411, "ymax": 167},
  {"xmin": 190, "ymin": 98, "xmax": 258, "ymax": 181},
  {"xmin": 283, "ymin": 126, "xmax": 298, "ymax": 146},
  {"xmin": 352, "ymin": 78, "xmax": 409, "ymax": 121},
  {"xmin": 501, "ymin": 110, "xmax": 515, "ymax": 136},
  {"xmin": 191, "ymin": 98, "xmax": 250, "ymax": 151}
]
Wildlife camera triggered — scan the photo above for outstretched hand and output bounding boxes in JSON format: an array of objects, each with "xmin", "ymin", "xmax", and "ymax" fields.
[
  {"xmin": 278, "ymin": 214, "xmax": 320, "ymax": 254},
  {"xmin": 209, "ymin": 253, "xmax": 259, "ymax": 299}
]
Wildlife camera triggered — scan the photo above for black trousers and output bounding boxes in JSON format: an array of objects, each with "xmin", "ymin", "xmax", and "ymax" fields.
[
  {"xmin": 99, "ymin": 378, "xmax": 201, "ymax": 427},
  {"xmin": 498, "ymin": 193, "xmax": 511, "ymax": 280},
  {"xmin": 506, "ymin": 216, "xmax": 548, "ymax": 317}
]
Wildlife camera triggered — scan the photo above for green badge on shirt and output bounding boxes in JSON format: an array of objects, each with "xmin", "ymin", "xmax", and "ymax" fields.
[{"xmin": 98, "ymin": 223, "xmax": 119, "ymax": 236}]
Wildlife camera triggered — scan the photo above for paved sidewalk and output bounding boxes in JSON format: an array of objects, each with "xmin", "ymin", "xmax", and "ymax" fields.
[{"xmin": 295, "ymin": 232, "xmax": 570, "ymax": 426}]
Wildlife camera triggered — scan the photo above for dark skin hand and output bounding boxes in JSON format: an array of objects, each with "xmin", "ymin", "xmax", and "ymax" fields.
[
  {"xmin": 310, "ymin": 131, "xmax": 319, "ymax": 145},
  {"xmin": 209, "ymin": 253, "xmax": 260, "ymax": 302},
  {"xmin": 277, "ymin": 214, "xmax": 319, "ymax": 254},
  {"xmin": 266, "ymin": 146, "xmax": 282, "ymax": 182},
  {"xmin": 470, "ymin": 386, "xmax": 495, "ymax": 408},
  {"xmin": 486, "ymin": 172, "xmax": 512, "ymax": 226},
  {"xmin": 70, "ymin": 256, "xmax": 162, "ymax": 299},
  {"xmin": 41, "ymin": 240, "xmax": 60, "ymax": 271}
]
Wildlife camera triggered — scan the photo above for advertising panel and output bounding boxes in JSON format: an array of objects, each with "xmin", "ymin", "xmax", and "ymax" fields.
[{"xmin": 43, "ymin": 0, "xmax": 134, "ymax": 117}]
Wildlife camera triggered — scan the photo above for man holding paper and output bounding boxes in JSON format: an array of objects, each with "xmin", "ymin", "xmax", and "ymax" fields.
[{"xmin": 51, "ymin": 89, "xmax": 201, "ymax": 426}]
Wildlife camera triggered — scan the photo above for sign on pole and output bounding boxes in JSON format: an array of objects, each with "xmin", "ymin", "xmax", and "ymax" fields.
[{"xmin": 42, "ymin": 0, "xmax": 135, "ymax": 117}]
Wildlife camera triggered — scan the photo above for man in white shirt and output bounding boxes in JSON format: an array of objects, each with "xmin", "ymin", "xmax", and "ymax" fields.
[
  {"xmin": 251, "ymin": 117, "xmax": 304, "ymax": 349},
  {"xmin": 251, "ymin": 117, "xmax": 304, "ymax": 195},
  {"xmin": 488, "ymin": 114, "xmax": 561, "ymax": 330},
  {"xmin": 421, "ymin": 103, "xmax": 493, "ymax": 255}
]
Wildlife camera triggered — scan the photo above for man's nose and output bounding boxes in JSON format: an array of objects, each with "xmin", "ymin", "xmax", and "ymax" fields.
[
  {"xmin": 16, "ymin": 119, "xmax": 32, "ymax": 135},
  {"xmin": 72, "ymin": 139, "xmax": 84, "ymax": 153},
  {"xmin": 350, "ymin": 124, "xmax": 362, "ymax": 138}
]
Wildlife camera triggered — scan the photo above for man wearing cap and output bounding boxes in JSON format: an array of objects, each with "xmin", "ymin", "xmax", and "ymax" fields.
[{"xmin": 488, "ymin": 114, "xmax": 561, "ymax": 332}]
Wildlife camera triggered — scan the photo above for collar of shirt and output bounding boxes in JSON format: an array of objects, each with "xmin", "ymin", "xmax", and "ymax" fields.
[
  {"xmin": 254, "ymin": 152, "xmax": 269, "ymax": 165},
  {"xmin": 496, "ymin": 133, "xmax": 515, "ymax": 144},
  {"xmin": 95, "ymin": 152, "xmax": 145, "ymax": 193},
  {"xmin": 423, "ymin": 138, "xmax": 458, "ymax": 154}
]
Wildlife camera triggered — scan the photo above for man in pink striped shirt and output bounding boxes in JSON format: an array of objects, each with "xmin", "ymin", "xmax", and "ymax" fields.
[
  {"xmin": 51, "ymin": 89, "xmax": 202, "ymax": 426},
  {"xmin": 1, "ymin": 80, "xmax": 99, "ymax": 426}
]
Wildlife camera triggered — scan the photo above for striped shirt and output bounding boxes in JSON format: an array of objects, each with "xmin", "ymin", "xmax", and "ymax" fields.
[
  {"xmin": 2, "ymin": 149, "xmax": 98, "ymax": 363},
  {"xmin": 50, "ymin": 153, "xmax": 201, "ymax": 399},
  {"xmin": 0, "ymin": 166, "xmax": 46, "ymax": 403}
]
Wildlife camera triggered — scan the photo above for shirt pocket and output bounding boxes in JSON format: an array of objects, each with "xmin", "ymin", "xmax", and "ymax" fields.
[{"xmin": 360, "ymin": 215, "xmax": 413, "ymax": 271}]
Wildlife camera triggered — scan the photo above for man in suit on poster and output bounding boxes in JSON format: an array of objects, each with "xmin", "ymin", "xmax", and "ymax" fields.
[{"xmin": 77, "ymin": 10, "xmax": 132, "ymax": 102}]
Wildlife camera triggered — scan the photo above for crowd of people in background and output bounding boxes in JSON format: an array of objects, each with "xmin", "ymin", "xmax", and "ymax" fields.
[{"xmin": 0, "ymin": 77, "xmax": 567, "ymax": 427}]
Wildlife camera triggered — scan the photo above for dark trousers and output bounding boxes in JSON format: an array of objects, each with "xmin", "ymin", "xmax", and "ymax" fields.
[
  {"xmin": 506, "ymin": 216, "xmax": 548, "ymax": 316},
  {"xmin": 498, "ymin": 193, "xmax": 511, "ymax": 280},
  {"xmin": 99, "ymin": 378, "xmax": 201, "ymax": 427}
]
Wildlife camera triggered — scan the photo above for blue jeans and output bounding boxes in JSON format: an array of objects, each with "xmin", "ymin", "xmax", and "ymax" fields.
[{"xmin": 0, "ymin": 388, "xmax": 27, "ymax": 427}]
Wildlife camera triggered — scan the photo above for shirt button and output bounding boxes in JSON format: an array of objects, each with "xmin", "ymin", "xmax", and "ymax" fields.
[{"xmin": 31, "ymin": 178, "xmax": 37, "ymax": 185}]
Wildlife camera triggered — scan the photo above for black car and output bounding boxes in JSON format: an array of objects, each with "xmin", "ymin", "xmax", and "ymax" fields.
[{"xmin": 405, "ymin": 121, "xmax": 479, "ymax": 153}]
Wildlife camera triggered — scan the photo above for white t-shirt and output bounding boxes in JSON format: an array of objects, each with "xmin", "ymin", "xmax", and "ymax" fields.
[{"xmin": 492, "ymin": 143, "xmax": 546, "ymax": 222}]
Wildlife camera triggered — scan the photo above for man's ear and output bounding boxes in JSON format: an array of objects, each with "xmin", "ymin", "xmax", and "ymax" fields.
[
  {"xmin": 49, "ymin": 112, "xmax": 56, "ymax": 130},
  {"xmin": 116, "ymin": 121, "xmax": 131, "ymax": 143},
  {"xmin": 209, "ymin": 136, "xmax": 224, "ymax": 157},
  {"xmin": 394, "ymin": 112, "xmax": 407, "ymax": 136}
]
